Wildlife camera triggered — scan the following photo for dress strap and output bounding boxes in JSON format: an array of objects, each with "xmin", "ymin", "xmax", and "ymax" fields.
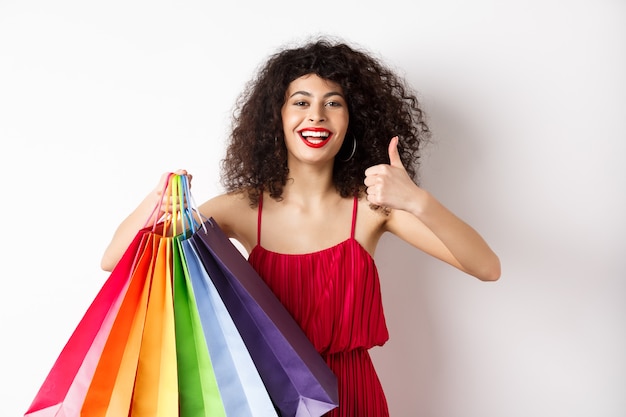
[
  {"xmin": 350, "ymin": 196, "xmax": 358, "ymax": 239},
  {"xmin": 257, "ymin": 192, "xmax": 263, "ymax": 246}
]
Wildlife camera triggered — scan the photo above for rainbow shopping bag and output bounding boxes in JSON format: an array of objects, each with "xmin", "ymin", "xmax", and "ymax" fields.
[{"xmin": 26, "ymin": 173, "xmax": 336, "ymax": 417}]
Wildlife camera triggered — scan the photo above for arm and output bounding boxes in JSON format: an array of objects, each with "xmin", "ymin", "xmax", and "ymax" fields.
[{"xmin": 364, "ymin": 137, "xmax": 501, "ymax": 281}]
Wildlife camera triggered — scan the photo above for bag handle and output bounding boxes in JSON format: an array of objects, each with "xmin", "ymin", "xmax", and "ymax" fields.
[
  {"xmin": 179, "ymin": 174, "xmax": 209, "ymax": 234},
  {"xmin": 146, "ymin": 173, "xmax": 208, "ymax": 237}
]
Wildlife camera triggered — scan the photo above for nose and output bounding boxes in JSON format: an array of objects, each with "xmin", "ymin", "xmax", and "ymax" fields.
[{"xmin": 308, "ymin": 103, "xmax": 326, "ymax": 122}]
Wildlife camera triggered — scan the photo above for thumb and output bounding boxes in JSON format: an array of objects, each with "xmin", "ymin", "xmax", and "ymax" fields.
[{"xmin": 388, "ymin": 136, "xmax": 404, "ymax": 168}]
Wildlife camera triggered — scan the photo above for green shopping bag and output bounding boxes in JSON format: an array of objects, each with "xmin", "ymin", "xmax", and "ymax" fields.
[
  {"xmin": 173, "ymin": 235, "xmax": 226, "ymax": 417},
  {"xmin": 171, "ymin": 188, "xmax": 226, "ymax": 417}
]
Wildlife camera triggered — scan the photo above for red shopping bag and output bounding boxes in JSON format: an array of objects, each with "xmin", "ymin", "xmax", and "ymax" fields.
[{"xmin": 24, "ymin": 230, "xmax": 148, "ymax": 417}]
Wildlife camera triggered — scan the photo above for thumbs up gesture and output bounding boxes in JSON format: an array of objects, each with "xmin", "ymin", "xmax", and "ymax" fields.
[{"xmin": 364, "ymin": 136, "xmax": 422, "ymax": 212}]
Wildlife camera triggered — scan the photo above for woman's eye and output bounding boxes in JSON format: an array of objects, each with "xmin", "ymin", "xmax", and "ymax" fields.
[
  {"xmin": 326, "ymin": 101, "xmax": 343, "ymax": 107},
  {"xmin": 294, "ymin": 101, "xmax": 308, "ymax": 106}
]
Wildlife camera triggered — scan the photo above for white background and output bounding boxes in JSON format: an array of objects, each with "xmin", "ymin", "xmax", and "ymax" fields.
[{"xmin": 1, "ymin": 1, "xmax": 624, "ymax": 416}]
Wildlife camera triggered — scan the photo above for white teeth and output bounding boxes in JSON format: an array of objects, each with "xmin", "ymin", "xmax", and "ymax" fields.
[{"xmin": 301, "ymin": 131, "xmax": 329, "ymax": 138}]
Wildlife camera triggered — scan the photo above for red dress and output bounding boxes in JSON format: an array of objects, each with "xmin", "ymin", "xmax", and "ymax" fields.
[{"xmin": 248, "ymin": 196, "xmax": 390, "ymax": 417}]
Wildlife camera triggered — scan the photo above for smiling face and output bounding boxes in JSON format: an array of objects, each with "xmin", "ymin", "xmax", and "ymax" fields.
[{"xmin": 281, "ymin": 74, "xmax": 349, "ymax": 165}]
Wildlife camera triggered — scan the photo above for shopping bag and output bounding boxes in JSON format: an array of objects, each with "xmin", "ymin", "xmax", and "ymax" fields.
[
  {"xmin": 24, "ymin": 229, "xmax": 148, "ymax": 417},
  {"xmin": 172, "ymin": 235, "xmax": 227, "ymax": 417},
  {"xmin": 171, "ymin": 173, "xmax": 274, "ymax": 416},
  {"xmin": 190, "ymin": 219, "xmax": 339, "ymax": 417},
  {"xmin": 180, "ymin": 238, "xmax": 279, "ymax": 417},
  {"xmin": 129, "ymin": 234, "xmax": 178, "ymax": 417},
  {"xmin": 80, "ymin": 231, "xmax": 158, "ymax": 417},
  {"xmin": 58, "ymin": 174, "xmax": 230, "ymax": 417}
]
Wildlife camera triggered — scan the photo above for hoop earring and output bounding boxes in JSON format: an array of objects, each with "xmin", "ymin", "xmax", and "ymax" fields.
[{"xmin": 339, "ymin": 135, "xmax": 357, "ymax": 162}]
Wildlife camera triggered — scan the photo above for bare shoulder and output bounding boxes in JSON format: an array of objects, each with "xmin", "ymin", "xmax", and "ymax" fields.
[{"xmin": 197, "ymin": 190, "xmax": 258, "ymax": 251}]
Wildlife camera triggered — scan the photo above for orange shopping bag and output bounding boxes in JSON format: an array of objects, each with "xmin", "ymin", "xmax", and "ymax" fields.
[
  {"xmin": 129, "ymin": 234, "xmax": 178, "ymax": 416},
  {"xmin": 80, "ymin": 230, "xmax": 158, "ymax": 417}
]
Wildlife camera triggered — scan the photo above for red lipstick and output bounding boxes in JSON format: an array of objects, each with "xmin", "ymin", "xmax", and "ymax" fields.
[{"xmin": 298, "ymin": 128, "xmax": 332, "ymax": 148}]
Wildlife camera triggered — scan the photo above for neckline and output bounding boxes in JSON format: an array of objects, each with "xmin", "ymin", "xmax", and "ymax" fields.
[
  {"xmin": 252, "ymin": 238, "xmax": 351, "ymax": 257},
  {"xmin": 249, "ymin": 237, "xmax": 375, "ymax": 263}
]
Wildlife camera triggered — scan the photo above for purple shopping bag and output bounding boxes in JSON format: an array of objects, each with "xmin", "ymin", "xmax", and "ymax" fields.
[{"xmin": 189, "ymin": 218, "xmax": 338, "ymax": 417}]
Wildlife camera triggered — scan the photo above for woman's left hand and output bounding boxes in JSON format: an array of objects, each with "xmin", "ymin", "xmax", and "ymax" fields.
[
  {"xmin": 364, "ymin": 136, "xmax": 424, "ymax": 213},
  {"xmin": 366, "ymin": 138, "xmax": 501, "ymax": 281}
]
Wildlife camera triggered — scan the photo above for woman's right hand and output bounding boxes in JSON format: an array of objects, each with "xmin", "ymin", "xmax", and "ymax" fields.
[
  {"xmin": 150, "ymin": 169, "xmax": 193, "ymax": 225},
  {"xmin": 100, "ymin": 169, "xmax": 192, "ymax": 271}
]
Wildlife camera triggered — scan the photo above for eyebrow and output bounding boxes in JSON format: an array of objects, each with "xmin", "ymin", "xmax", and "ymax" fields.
[{"xmin": 288, "ymin": 90, "xmax": 345, "ymax": 99}]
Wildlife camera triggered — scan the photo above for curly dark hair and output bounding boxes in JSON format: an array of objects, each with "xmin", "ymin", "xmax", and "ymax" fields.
[{"xmin": 221, "ymin": 36, "xmax": 431, "ymax": 207}]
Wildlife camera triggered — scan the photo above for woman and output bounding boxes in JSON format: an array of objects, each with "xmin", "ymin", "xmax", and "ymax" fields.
[{"xmin": 102, "ymin": 37, "xmax": 500, "ymax": 417}]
